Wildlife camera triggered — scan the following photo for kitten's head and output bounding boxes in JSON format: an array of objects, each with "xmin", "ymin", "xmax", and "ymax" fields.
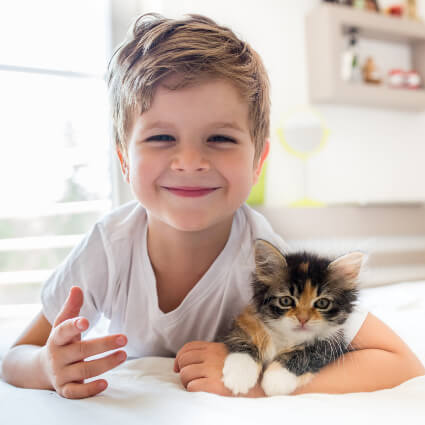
[{"xmin": 251, "ymin": 239, "xmax": 364, "ymax": 341}]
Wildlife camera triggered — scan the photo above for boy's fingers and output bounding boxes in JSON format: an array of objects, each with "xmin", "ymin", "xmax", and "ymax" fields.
[
  {"xmin": 63, "ymin": 350, "xmax": 127, "ymax": 383},
  {"xmin": 61, "ymin": 379, "xmax": 108, "ymax": 400},
  {"xmin": 176, "ymin": 350, "xmax": 204, "ymax": 371},
  {"xmin": 175, "ymin": 342, "xmax": 206, "ymax": 371},
  {"xmin": 175, "ymin": 342, "xmax": 205, "ymax": 363},
  {"xmin": 54, "ymin": 286, "xmax": 84, "ymax": 328},
  {"xmin": 64, "ymin": 334, "xmax": 127, "ymax": 363},
  {"xmin": 179, "ymin": 363, "xmax": 207, "ymax": 389},
  {"xmin": 52, "ymin": 317, "xmax": 89, "ymax": 347},
  {"xmin": 174, "ymin": 358, "xmax": 180, "ymax": 373}
]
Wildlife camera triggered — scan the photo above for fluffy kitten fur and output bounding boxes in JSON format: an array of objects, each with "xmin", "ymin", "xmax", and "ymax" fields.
[{"xmin": 219, "ymin": 239, "xmax": 364, "ymax": 396}]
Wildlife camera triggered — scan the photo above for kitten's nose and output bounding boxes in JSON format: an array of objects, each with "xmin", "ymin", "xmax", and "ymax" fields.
[{"xmin": 297, "ymin": 315, "xmax": 310, "ymax": 326}]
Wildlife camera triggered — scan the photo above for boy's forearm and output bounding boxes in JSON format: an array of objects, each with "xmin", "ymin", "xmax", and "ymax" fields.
[
  {"xmin": 2, "ymin": 345, "xmax": 53, "ymax": 390},
  {"xmin": 292, "ymin": 348, "xmax": 425, "ymax": 395}
]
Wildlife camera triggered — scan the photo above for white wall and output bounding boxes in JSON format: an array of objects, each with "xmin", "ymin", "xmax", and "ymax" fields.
[{"xmin": 137, "ymin": 0, "xmax": 425, "ymax": 206}]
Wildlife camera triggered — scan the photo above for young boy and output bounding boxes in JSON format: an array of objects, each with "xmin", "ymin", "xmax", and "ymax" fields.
[{"xmin": 2, "ymin": 13, "xmax": 424, "ymax": 399}]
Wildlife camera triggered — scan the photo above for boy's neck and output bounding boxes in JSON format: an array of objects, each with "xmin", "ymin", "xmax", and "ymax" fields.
[{"xmin": 146, "ymin": 214, "xmax": 234, "ymax": 280}]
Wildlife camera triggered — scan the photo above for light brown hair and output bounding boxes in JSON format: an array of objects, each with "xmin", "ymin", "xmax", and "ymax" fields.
[{"xmin": 107, "ymin": 13, "xmax": 270, "ymax": 163}]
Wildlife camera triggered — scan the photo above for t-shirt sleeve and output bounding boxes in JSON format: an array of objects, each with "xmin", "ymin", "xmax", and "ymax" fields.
[
  {"xmin": 41, "ymin": 223, "xmax": 110, "ymax": 328},
  {"xmin": 343, "ymin": 307, "xmax": 369, "ymax": 345}
]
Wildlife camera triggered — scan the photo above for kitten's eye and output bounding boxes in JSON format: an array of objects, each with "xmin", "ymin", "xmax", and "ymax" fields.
[
  {"xmin": 278, "ymin": 296, "xmax": 295, "ymax": 308},
  {"xmin": 314, "ymin": 298, "xmax": 331, "ymax": 310}
]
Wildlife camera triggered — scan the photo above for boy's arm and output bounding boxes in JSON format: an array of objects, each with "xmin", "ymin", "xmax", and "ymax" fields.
[
  {"xmin": 175, "ymin": 313, "xmax": 425, "ymax": 396},
  {"xmin": 2, "ymin": 311, "xmax": 53, "ymax": 389},
  {"xmin": 292, "ymin": 312, "xmax": 425, "ymax": 394}
]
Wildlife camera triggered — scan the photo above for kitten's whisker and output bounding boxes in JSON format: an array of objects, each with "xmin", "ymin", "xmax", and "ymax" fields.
[
  {"xmin": 346, "ymin": 333, "xmax": 366, "ymax": 372},
  {"xmin": 325, "ymin": 339, "xmax": 334, "ymax": 363},
  {"xmin": 328, "ymin": 336, "xmax": 339, "ymax": 365},
  {"xmin": 328, "ymin": 332, "xmax": 345, "ymax": 370}
]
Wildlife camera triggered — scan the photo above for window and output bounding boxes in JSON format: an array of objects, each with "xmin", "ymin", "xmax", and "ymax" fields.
[{"xmin": 0, "ymin": 0, "xmax": 112, "ymax": 308}]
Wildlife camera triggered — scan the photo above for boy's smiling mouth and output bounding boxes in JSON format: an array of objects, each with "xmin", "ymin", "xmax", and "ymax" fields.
[{"xmin": 162, "ymin": 186, "xmax": 220, "ymax": 198}]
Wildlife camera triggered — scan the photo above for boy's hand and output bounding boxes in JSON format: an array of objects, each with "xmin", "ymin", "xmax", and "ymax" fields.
[
  {"xmin": 174, "ymin": 341, "xmax": 265, "ymax": 397},
  {"xmin": 40, "ymin": 286, "xmax": 128, "ymax": 399}
]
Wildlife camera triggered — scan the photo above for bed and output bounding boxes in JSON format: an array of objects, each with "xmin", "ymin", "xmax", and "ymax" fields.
[
  {"xmin": 1, "ymin": 205, "xmax": 425, "ymax": 423},
  {"xmin": 1, "ymin": 279, "xmax": 425, "ymax": 424}
]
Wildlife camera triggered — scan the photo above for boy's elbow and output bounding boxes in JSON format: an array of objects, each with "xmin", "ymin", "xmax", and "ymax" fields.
[
  {"xmin": 407, "ymin": 357, "xmax": 425, "ymax": 379},
  {"xmin": 393, "ymin": 349, "xmax": 425, "ymax": 382},
  {"xmin": 1, "ymin": 348, "xmax": 16, "ymax": 383}
]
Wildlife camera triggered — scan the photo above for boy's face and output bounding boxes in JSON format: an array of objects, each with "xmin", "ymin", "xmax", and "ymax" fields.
[{"xmin": 120, "ymin": 77, "xmax": 269, "ymax": 233}]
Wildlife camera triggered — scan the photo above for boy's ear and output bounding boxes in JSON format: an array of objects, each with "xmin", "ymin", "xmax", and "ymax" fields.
[
  {"xmin": 116, "ymin": 147, "xmax": 130, "ymax": 183},
  {"xmin": 253, "ymin": 139, "xmax": 270, "ymax": 185}
]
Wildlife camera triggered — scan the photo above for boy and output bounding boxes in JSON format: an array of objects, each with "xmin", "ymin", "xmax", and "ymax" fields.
[{"xmin": 2, "ymin": 13, "xmax": 424, "ymax": 399}]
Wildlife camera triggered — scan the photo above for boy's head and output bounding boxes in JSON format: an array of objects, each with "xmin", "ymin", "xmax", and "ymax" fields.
[{"xmin": 107, "ymin": 13, "xmax": 270, "ymax": 164}]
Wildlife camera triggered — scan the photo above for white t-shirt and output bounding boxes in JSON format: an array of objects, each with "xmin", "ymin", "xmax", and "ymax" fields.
[{"xmin": 41, "ymin": 201, "xmax": 367, "ymax": 358}]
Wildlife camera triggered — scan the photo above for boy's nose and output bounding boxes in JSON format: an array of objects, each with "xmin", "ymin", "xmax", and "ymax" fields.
[{"xmin": 170, "ymin": 147, "xmax": 210, "ymax": 172}]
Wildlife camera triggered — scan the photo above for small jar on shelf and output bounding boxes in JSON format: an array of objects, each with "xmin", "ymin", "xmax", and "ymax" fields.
[{"xmin": 388, "ymin": 69, "xmax": 422, "ymax": 89}]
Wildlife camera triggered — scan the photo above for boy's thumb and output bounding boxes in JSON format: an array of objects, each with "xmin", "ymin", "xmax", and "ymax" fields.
[{"xmin": 53, "ymin": 286, "xmax": 84, "ymax": 327}]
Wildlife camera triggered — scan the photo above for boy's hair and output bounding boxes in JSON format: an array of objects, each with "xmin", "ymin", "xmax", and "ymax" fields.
[{"xmin": 107, "ymin": 13, "xmax": 270, "ymax": 163}]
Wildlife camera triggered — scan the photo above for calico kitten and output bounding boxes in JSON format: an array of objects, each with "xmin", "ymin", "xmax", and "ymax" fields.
[{"xmin": 220, "ymin": 239, "xmax": 364, "ymax": 396}]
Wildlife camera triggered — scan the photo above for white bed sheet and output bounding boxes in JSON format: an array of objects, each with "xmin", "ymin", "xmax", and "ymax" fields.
[{"xmin": 1, "ymin": 280, "xmax": 425, "ymax": 424}]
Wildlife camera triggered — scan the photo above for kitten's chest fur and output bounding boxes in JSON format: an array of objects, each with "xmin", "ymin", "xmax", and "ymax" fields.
[
  {"xmin": 261, "ymin": 321, "xmax": 308, "ymax": 364},
  {"xmin": 261, "ymin": 327, "xmax": 286, "ymax": 365}
]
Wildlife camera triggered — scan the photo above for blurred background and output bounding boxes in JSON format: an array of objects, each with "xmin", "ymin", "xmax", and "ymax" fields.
[{"xmin": 1, "ymin": 0, "xmax": 424, "ymax": 325}]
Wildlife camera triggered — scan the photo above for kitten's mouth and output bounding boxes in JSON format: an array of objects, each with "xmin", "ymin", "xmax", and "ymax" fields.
[{"xmin": 294, "ymin": 325, "xmax": 310, "ymax": 332}]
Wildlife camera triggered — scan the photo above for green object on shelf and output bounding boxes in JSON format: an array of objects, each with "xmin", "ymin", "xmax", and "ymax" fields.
[{"xmin": 246, "ymin": 161, "xmax": 267, "ymax": 205}]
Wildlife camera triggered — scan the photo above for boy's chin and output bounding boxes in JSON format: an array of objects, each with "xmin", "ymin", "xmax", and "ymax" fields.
[
  {"xmin": 167, "ymin": 217, "xmax": 220, "ymax": 233},
  {"xmin": 164, "ymin": 211, "xmax": 233, "ymax": 233}
]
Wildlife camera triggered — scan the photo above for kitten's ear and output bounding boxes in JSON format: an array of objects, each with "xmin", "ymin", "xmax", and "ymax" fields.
[
  {"xmin": 254, "ymin": 239, "xmax": 287, "ymax": 268},
  {"xmin": 328, "ymin": 252, "xmax": 364, "ymax": 287},
  {"xmin": 252, "ymin": 239, "xmax": 288, "ymax": 296},
  {"xmin": 254, "ymin": 240, "xmax": 288, "ymax": 286}
]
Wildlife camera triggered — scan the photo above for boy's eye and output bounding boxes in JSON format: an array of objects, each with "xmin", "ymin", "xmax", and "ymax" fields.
[
  {"xmin": 146, "ymin": 134, "xmax": 175, "ymax": 142},
  {"xmin": 208, "ymin": 135, "xmax": 236, "ymax": 143},
  {"xmin": 314, "ymin": 298, "xmax": 331, "ymax": 310},
  {"xmin": 144, "ymin": 134, "xmax": 236, "ymax": 143}
]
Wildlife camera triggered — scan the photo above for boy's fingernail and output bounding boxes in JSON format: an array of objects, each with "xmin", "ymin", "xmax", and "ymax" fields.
[
  {"xmin": 117, "ymin": 351, "xmax": 126, "ymax": 362},
  {"xmin": 98, "ymin": 380, "xmax": 107, "ymax": 390},
  {"xmin": 76, "ymin": 319, "xmax": 86, "ymax": 330},
  {"xmin": 116, "ymin": 336, "xmax": 126, "ymax": 346}
]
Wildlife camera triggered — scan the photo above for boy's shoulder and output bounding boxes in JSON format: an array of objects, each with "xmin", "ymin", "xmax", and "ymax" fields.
[
  {"xmin": 96, "ymin": 200, "xmax": 146, "ymax": 243},
  {"xmin": 240, "ymin": 204, "xmax": 290, "ymax": 254}
]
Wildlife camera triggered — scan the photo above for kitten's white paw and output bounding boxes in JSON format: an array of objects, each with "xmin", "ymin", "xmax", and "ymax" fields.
[
  {"xmin": 261, "ymin": 362, "xmax": 298, "ymax": 396},
  {"xmin": 222, "ymin": 352, "xmax": 261, "ymax": 395}
]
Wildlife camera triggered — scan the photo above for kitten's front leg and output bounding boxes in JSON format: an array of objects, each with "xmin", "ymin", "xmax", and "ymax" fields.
[
  {"xmin": 261, "ymin": 350, "xmax": 314, "ymax": 396},
  {"xmin": 220, "ymin": 333, "xmax": 263, "ymax": 396},
  {"xmin": 222, "ymin": 350, "xmax": 263, "ymax": 396}
]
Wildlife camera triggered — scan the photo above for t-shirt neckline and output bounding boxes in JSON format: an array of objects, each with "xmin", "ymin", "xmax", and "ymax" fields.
[{"xmin": 141, "ymin": 211, "xmax": 245, "ymax": 324}]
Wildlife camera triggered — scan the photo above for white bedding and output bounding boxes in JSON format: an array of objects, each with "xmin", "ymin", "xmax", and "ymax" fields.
[{"xmin": 1, "ymin": 280, "xmax": 425, "ymax": 424}]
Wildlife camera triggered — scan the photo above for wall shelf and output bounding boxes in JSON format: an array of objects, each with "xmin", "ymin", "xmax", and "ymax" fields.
[{"xmin": 305, "ymin": 3, "xmax": 425, "ymax": 111}]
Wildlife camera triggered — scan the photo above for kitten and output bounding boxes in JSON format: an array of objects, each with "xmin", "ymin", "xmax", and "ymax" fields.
[{"xmin": 219, "ymin": 239, "xmax": 364, "ymax": 396}]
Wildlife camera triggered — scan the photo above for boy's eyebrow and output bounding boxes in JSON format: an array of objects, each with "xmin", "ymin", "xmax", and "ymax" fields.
[
  {"xmin": 142, "ymin": 120, "xmax": 246, "ymax": 132},
  {"xmin": 211, "ymin": 121, "xmax": 246, "ymax": 132}
]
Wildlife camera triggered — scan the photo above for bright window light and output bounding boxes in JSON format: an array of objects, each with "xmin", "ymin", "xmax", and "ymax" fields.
[{"xmin": 0, "ymin": 0, "xmax": 112, "ymax": 305}]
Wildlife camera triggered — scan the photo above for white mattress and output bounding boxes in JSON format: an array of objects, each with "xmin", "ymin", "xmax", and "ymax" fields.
[{"xmin": 1, "ymin": 280, "xmax": 425, "ymax": 424}]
